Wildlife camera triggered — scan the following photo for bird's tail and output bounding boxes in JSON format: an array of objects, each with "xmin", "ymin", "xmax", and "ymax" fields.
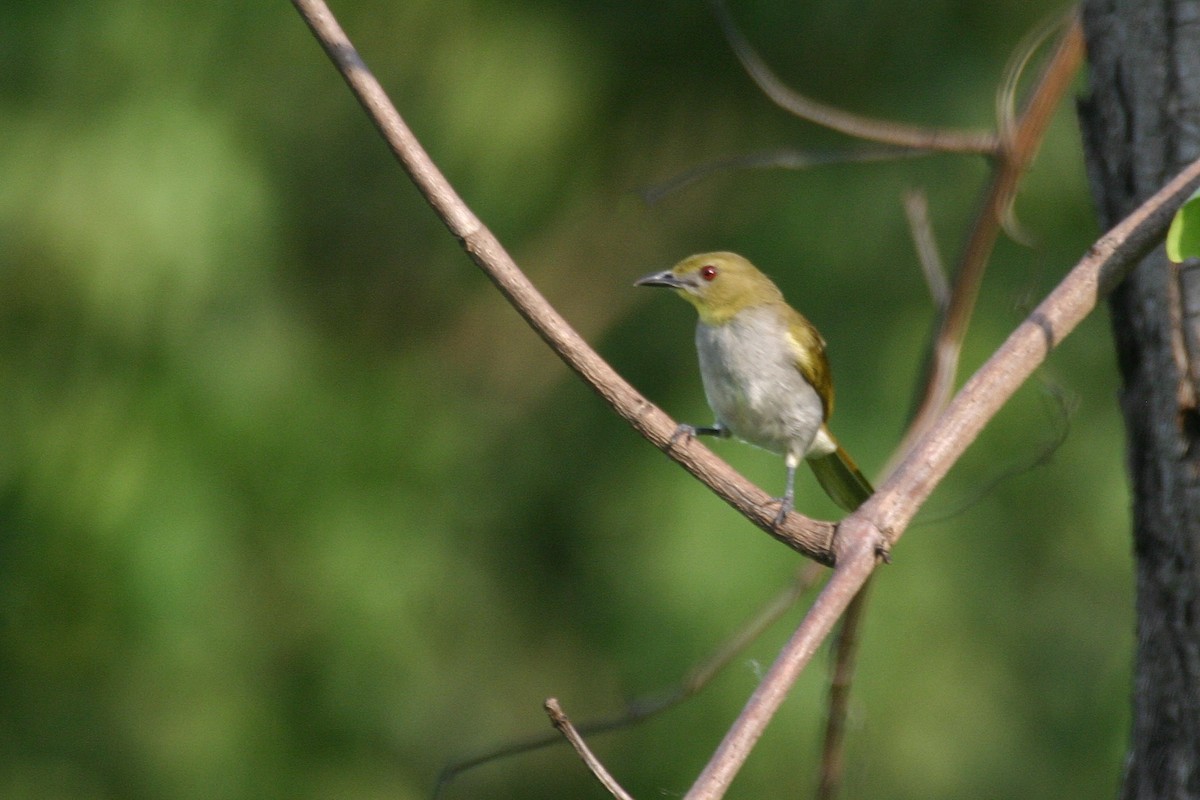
[{"xmin": 808, "ymin": 442, "xmax": 873, "ymax": 512}]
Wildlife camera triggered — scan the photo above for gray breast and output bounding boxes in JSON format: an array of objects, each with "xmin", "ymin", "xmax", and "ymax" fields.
[{"xmin": 694, "ymin": 308, "xmax": 825, "ymax": 458}]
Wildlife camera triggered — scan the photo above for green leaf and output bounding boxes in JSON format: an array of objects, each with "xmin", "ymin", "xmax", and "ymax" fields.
[{"xmin": 1166, "ymin": 187, "xmax": 1200, "ymax": 262}]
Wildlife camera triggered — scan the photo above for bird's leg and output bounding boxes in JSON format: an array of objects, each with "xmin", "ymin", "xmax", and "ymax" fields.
[
  {"xmin": 771, "ymin": 454, "xmax": 800, "ymax": 527},
  {"xmin": 670, "ymin": 421, "xmax": 729, "ymax": 447}
]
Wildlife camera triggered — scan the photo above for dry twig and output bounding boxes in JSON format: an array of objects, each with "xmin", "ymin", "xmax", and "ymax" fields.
[
  {"xmin": 432, "ymin": 563, "xmax": 823, "ymax": 797},
  {"xmin": 708, "ymin": 0, "xmax": 998, "ymax": 155},
  {"xmin": 820, "ymin": 15, "xmax": 1084, "ymax": 795},
  {"xmin": 546, "ymin": 699, "xmax": 636, "ymax": 800},
  {"xmin": 904, "ymin": 189, "xmax": 950, "ymax": 310},
  {"xmin": 816, "ymin": 577, "xmax": 871, "ymax": 800},
  {"xmin": 894, "ymin": 11, "xmax": 1085, "ymax": 466}
]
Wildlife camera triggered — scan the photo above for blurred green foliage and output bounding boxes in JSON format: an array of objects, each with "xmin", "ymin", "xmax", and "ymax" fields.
[{"xmin": 0, "ymin": 1, "xmax": 1129, "ymax": 798}]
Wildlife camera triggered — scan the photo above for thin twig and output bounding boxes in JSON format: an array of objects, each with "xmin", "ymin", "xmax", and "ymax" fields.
[
  {"xmin": 546, "ymin": 699, "xmax": 636, "ymax": 800},
  {"xmin": 994, "ymin": 12, "xmax": 1075, "ymax": 245},
  {"xmin": 872, "ymin": 158, "xmax": 1200, "ymax": 537},
  {"xmin": 904, "ymin": 189, "xmax": 950, "ymax": 311},
  {"xmin": 432, "ymin": 563, "xmax": 823, "ymax": 797},
  {"xmin": 996, "ymin": 12, "xmax": 1075, "ymax": 163},
  {"xmin": 914, "ymin": 377, "xmax": 1077, "ymax": 526},
  {"xmin": 684, "ymin": 154, "xmax": 1200, "ymax": 799},
  {"xmin": 641, "ymin": 146, "xmax": 925, "ymax": 205},
  {"xmin": 836, "ymin": 168, "xmax": 1200, "ymax": 636},
  {"xmin": 289, "ymin": 0, "xmax": 838, "ymax": 564},
  {"xmin": 816, "ymin": 576, "xmax": 872, "ymax": 800},
  {"xmin": 894, "ymin": 10, "xmax": 1085, "ymax": 469},
  {"xmin": 818, "ymin": 16, "xmax": 1082, "ymax": 792},
  {"xmin": 708, "ymin": 0, "xmax": 998, "ymax": 155}
]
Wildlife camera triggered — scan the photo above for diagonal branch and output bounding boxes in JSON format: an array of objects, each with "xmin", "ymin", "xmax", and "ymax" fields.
[
  {"xmin": 546, "ymin": 699, "xmax": 636, "ymax": 800},
  {"xmin": 289, "ymin": 0, "xmax": 839, "ymax": 564},
  {"xmin": 894, "ymin": 11, "xmax": 1084, "ymax": 464},
  {"xmin": 869, "ymin": 160, "xmax": 1200, "ymax": 543},
  {"xmin": 683, "ymin": 154, "xmax": 1200, "ymax": 799},
  {"xmin": 684, "ymin": 534, "xmax": 880, "ymax": 800},
  {"xmin": 822, "ymin": 16, "xmax": 1081, "ymax": 794}
]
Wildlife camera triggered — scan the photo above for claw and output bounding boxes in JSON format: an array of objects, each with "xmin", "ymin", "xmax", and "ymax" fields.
[
  {"xmin": 770, "ymin": 495, "xmax": 794, "ymax": 528},
  {"xmin": 669, "ymin": 424, "xmax": 699, "ymax": 447},
  {"xmin": 669, "ymin": 423, "xmax": 726, "ymax": 448}
]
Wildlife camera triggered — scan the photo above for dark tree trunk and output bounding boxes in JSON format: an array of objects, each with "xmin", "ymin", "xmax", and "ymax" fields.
[{"xmin": 1078, "ymin": 2, "xmax": 1200, "ymax": 798}]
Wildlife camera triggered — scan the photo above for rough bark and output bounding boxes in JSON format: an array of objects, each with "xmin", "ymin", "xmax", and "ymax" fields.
[{"xmin": 1078, "ymin": 2, "xmax": 1200, "ymax": 797}]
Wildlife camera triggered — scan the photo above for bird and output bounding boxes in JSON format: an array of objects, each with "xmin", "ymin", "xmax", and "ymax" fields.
[{"xmin": 635, "ymin": 252, "xmax": 872, "ymax": 523}]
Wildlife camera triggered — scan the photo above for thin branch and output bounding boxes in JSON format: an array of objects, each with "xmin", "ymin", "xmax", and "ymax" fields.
[
  {"xmin": 993, "ymin": 12, "xmax": 1074, "ymax": 246},
  {"xmin": 432, "ymin": 563, "xmax": 823, "ymax": 797},
  {"xmin": 996, "ymin": 11, "xmax": 1075, "ymax": 158},
  {"xmin": 289, "ymin": 0, "xmax": 838, "ymax": 564},
  {"xmin": 641, "ymin": 146, "xmax": 926, "ymax": 205},
  {"xmin": 895, "ymin": 10, "xmax": 1085, "ymax": 464},
  {"xmin": 684, "ymin": 154, "xmax": 1200, "ymax": 799},
  {"xmin": 819, "ymin": 16, "xmax": 1081, "ymax": 790},
  {"xmin": 684, "ymin": 535, "xmax": 880, "ymax": 800},
  {"xmin": 545, "ymin": 699, "xmax": 636, "ymax": 800},
  {"xmin": 816, "ymin": 576, "xmax": 872, "ymax": 800},
  {"xmin": 873, "ymin": 193, "xmax": 1200, "ymax": 540},
  {"xmin": 914, "ymin": 377, "xmax": 1077, "ymax": 526},
  {"xmin": 708, "ymin": 0, "xmax": 998, "ymax": 155},
  {"xmin": 904, "ymin": 189, "xmax": 950, "ymax": 311},
  {"xmin": 868, "ymin": 154, "xmax": 1199, "ymax": 534}
]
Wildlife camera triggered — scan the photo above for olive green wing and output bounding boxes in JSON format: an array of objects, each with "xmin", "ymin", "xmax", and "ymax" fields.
[
  {"xmin": 808, "ymin": 437, "xmax": 874, "ymax": 511},
  {"xmin": 783, "ymin": 306, "xmax": 834, "ymax": 419}
]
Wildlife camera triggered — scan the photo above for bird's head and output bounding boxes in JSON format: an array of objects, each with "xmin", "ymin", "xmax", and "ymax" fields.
[{"xmin": 635, "ymin": 252, "xmax": 784, "ymax": 325}]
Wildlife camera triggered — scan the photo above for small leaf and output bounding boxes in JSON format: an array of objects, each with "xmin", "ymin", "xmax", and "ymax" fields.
[{"xmin": 1166, "ymin": 188, "xmax": 1200, "ymax": 263}]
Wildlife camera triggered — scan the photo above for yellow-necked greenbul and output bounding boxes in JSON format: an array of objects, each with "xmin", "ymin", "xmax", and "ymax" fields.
[{"xmin": 636, "ymin": 252, "xmax": 872, "ymax": 523}]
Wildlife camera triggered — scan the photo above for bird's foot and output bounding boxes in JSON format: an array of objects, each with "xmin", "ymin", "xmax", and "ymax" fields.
[
  {"xmin": 769, "ymin": 495, "xmax": 794, "ymax": 528},
  {"xmin": 670, "ymin": 423, "xmax": 727, "ymax": 448}
]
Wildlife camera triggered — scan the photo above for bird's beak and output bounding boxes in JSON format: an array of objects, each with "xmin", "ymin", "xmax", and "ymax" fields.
[{"xmin": 634, "ymin": 270, "xmax": 687, "ymax": 289}]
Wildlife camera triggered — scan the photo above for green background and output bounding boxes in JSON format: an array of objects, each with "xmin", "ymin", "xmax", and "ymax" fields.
[{"xmin": 0, "ymin": 1, "xmax": 1129, "ymax": 798}]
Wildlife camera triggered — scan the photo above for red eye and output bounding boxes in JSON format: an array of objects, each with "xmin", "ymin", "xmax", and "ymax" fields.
[{"xmin": 700, "ymin": 265, "xmax": 718, "ymax": 281}]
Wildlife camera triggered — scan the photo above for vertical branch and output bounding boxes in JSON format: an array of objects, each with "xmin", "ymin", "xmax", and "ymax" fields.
[
  {"xmin": 816, "ymin": 578, "xmax": 872, "ymax": 800},
  {"xmin": 904, "ymin": 189, "xmax": 950, "ymax": 311},
  {"xmin": 897, "ymin": 12, "xmax": 1084, "ymax": 457},
  {"xmin": 821, "ymin": 15, "xmax": 1084, "ymax": 797}
]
